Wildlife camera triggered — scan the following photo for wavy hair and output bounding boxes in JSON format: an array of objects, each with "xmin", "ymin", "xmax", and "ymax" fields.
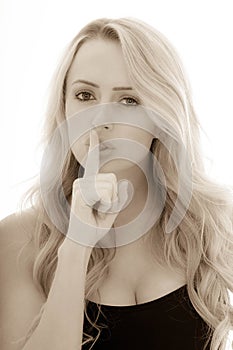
[{"xmin": 13, "ymin": 17, "xmax": 233, "ymax": 350}]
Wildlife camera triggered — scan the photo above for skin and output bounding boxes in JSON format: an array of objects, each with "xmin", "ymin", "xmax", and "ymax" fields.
[{"xmin": 65, "ymin": 38, "xmax": 155, "ymax": 249}]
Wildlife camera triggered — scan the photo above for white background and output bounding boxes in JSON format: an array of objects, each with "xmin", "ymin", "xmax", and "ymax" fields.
[{"xmin": 1, "ymin": 0, "xmax": 233, "ymax": 347}]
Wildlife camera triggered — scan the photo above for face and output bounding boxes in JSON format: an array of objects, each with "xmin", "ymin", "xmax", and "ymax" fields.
[{"xmin": 65, "ymin": 38, "xmax": 154, "ymax": 174}]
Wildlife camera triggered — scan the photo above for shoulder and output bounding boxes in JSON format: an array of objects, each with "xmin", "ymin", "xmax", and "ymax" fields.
[
  {"xmin": 0, "ymin": 206, "xmax": 39, "ymax": 237},
  {"xmin": 0, "ymin": 208, "xmax": 46, "ymax": 349},
  {"xmin": 0, "ymin": 207, "xmax": 39, "ymax": 274}
]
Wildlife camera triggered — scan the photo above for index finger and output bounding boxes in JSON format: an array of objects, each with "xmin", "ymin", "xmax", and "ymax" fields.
[{"xmin": 83, "ymin": 128, "xmax": 100, "ymax": 178}]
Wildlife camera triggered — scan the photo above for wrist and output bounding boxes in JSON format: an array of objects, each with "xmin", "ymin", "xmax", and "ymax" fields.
[{"xmin": 58, "ymin": 237, "xmax": 93, "ymax": 262}]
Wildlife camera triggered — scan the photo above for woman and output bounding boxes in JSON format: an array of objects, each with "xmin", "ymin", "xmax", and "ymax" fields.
[{"xmin": 1, "ymin": 17, "xmax": 233, "ymax": 350}]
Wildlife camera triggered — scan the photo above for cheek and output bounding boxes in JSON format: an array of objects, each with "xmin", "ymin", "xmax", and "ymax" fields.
[
  {"xmin": 67, "ymin": 123, "xmax": 89, "ymax": 165},
  {"xmin": 71, "ymin": 139, "xmax": 88, "ymax": 166},
  {"xmin": 65, "ymin": 97, "xmax": 72, "ymax": 117},
  {"xmin": 138, "ymin": 132, "xmax": 154, "ymax": 150},
  {"xmin": 65, "ymin": 95, "xmax": 91, "ymax": 118},
  {"xmin": 122, "ymin": 128, "xmax": 153, "ymax": 149}
]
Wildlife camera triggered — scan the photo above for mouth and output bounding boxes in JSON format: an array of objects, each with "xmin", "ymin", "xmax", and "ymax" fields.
[
  {"xmin": 100, "ymin": 143, "xmax": 115, "ymax": 151},
  {"xmin": 85, "ymin": 141, "xmax": 115, "ymax": 151}
]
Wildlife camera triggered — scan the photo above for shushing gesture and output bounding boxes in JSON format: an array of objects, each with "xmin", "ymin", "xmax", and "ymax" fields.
[{"xmin": 66, "ymin": 129, "xmax": 129, "ymax": 248}]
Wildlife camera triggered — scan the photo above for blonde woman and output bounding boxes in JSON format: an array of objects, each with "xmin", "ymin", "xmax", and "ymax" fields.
[{"xmin": 1, "ymin": 17, "xmax": 233, "ymax": 350}]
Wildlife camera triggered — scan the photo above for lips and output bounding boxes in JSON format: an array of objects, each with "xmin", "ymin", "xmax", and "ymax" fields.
[
  {"xmin": 85, "ymin": 141, "xmax": 115, "ymax": 150},
  {"xmin": 100, "ymin": 142, "xmax": 115, "ymax": 150}
]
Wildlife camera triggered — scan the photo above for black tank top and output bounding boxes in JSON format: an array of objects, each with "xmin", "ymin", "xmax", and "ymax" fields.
[{"xmin": 82, "ymin": 284, "xmax": 211, "ymax": 349}]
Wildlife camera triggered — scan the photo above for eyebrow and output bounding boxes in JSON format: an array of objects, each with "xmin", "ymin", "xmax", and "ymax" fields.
[{"xmin": 71, "ymin": 79, "xmax": 133, "ymax": 91}]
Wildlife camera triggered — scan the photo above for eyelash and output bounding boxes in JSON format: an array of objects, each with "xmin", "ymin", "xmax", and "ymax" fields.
[{"xmin": 74, "ymin": 90, "xmax": 140, "ymax": 106}]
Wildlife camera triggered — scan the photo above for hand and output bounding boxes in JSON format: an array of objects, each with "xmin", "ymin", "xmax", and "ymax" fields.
[{"xmin": 65, "ymin": 129, "xmax": 129, "ymax": 248}]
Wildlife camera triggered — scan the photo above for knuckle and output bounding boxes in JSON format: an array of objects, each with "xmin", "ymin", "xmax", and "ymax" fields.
[
  {"xmin": 97, "ymin": 187, "xmax": 110, "ymax": 196},
  {"xmin": 106, "ymin": 173, "xmax": 117, "ymax": 182},
  {"xmin": 96, "ymin": 173, "xmax": 117, "ymax": 183}
]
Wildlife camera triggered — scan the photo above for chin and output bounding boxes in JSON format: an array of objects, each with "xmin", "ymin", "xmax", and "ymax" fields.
[{"xmin": 99, "ymin": 160, "xmax": 134, "ymax": 173}]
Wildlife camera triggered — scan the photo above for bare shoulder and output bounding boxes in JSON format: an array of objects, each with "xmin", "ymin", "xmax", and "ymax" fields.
[
  {"xmin": 0, "ymin": 207, "xmax": 39, "ymax": 264},
  {"xmin": 0, "ymin": 207, "xmax": 38, "ymax": 245},
  {"xmin": 0, "ymin": 208, "xmax": 46, "ymax": 350}
]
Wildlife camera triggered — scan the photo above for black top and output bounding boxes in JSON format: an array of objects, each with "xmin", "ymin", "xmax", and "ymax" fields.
[{"xmin": 82, "ymin": 284, "xmax": 211, "ymax": 349}]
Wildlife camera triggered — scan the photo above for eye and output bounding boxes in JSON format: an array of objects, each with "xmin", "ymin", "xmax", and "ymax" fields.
[
  {"xmin": 119, "ymin": 96, "xmax": 139, "ymax": 106},
  {"xmin": 75, "ymin": 90, "xmax": 95, "ymax": 102}
]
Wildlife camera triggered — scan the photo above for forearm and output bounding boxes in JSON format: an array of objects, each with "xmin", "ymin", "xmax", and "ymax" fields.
[{"xmin": 22, "ymin": 240, "xmax": 92, "ymax": 350}]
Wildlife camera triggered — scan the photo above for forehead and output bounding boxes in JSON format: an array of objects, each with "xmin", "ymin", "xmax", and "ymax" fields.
[{"xmin": 66, "ymin": 38, "xmax": 132, "ymax": 86}]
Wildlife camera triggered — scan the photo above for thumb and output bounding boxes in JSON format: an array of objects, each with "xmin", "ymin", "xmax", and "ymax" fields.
[
  {"xmin": 116, "ymin": 180, "xmax": 132, "ymax": 212},
  {"xmin": 98, "ymin": 180, "xmax": 132, "ymax": 214}
]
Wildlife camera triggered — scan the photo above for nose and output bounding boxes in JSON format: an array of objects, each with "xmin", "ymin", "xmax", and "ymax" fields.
[{"xmin": 91, "ymin": 104, "xmax": 114, "ymax": 131}]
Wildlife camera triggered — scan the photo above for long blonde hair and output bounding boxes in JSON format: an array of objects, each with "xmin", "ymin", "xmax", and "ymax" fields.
[{"xmin": 14, "ymin": 17, "xmax": 233, "ymax": 349}]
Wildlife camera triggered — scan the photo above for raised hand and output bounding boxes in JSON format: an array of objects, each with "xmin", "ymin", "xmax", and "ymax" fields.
[{"xmin": 66, "ymin": 129, "xmax": 129, "ymax": 248}]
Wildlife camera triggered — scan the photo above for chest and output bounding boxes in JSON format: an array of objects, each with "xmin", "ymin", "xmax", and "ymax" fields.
[{"xmin": 88, "ymin": 256, "xmax": 186, "ymax": 306}]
